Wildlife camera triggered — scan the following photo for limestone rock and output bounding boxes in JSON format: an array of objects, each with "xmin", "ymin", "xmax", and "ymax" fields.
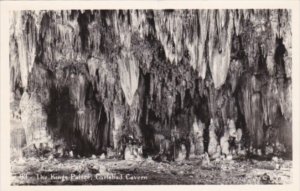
[
  {"xmin": 176, "ymin": 144, "xmax": 186, "ymax": 162},
  {"xmin": 208, "ymin": 119, "xmax": 218, "ymax": 156},
  {"xmin": 192, "ymin": 119, "xmax": 205, "ymax": 155},
  {"xmin": 220, "ymin": 133, "xmax": 230, "ymax": 156}
]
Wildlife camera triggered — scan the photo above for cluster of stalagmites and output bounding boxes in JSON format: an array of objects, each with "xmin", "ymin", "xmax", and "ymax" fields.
[{"xmin": 10, "ymin": 9, "xmax": 292, "ymax": 161}]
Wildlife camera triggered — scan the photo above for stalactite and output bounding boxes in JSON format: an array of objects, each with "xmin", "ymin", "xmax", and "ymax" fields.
[
  {"xmin": 207, "ymin": 10, "xmax": 233, "ymax": 89},
  {"xmin": 118, "ymin": 50, "xmax": 140, "ymax": 106}
]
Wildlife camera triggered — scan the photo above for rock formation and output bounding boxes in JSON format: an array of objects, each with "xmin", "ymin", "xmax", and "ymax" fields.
[{"xmin": 9, "ymin": 9, "xmax": 292, "ymax": 159}]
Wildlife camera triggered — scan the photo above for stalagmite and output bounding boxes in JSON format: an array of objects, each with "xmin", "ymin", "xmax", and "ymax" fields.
[
  {"xmin": 113, "ymin": 108, "xmax": 123, "ymax": 150},
  {"xmin": 208, "ymin": 119, "xmax": 218, "ymax": 156},
  {"xmin": 192, "ymin": 118, "xmax": 205, "ymax": 155},
  {"xmin": 220, "ymin": 128, "xmax": 230, "ymax": 156},
  {"xmin": 19, "ymin": 91, "xmax": 50, "ymax": 147},
  {"xmin": 124, "ymin": 146, "xmax": 135, "ymax": 160},
  {"xmin": 176, "ymin": 144, "xmax": 187, "ymax": 162},
  {"xmin": 211, "ymin": 145, "xmax": 222, "ymax": 159},
  {"xmin": 236, "ymin": 128, "xmax": 243, "ymax": 153},
  {"xmin": 228, "ymin": 119, "xmax": 237, "ymax": 137}
]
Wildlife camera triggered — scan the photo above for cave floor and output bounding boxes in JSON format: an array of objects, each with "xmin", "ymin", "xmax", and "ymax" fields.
[{"xmin": 11, "ymin": 156, "xmax": 292, "ymax": 185}]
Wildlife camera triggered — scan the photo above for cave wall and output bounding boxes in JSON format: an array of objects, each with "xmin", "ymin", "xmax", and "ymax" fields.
[{"xmin": 9, "ymin": 9, "xmax": 292, "ymax": 156}]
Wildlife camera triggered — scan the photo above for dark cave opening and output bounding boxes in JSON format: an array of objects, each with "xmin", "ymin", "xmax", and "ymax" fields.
[
  {"xmin": 46, "ymin": 79, "xmax": 109, "ymax": 156},
  {"xmin": 193, "ymin": 79, "xmax": 211, "ymax": 153},
  {"xmin": 138, "ymin": 71, "xmax": 157, "ymax": 155},
  {"xmin": 274, "ymin": 37, "xmax": 287, "ymax": 78}
]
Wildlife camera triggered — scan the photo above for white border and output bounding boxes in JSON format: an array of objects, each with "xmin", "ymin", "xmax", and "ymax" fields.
[{"xmin": 1, "ymin": 1, "xmax": 299, "ymax": 191}]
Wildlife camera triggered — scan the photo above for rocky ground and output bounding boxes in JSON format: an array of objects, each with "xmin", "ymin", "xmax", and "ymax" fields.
[{"xmin": 11, "ymin": 155, "xmax": 292, "ymax": 185}]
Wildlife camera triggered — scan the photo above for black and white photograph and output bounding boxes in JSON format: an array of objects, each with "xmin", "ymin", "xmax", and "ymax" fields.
[{"xmin": 1, "ymin": 0, "xmax": 299, "ymax": 189}]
